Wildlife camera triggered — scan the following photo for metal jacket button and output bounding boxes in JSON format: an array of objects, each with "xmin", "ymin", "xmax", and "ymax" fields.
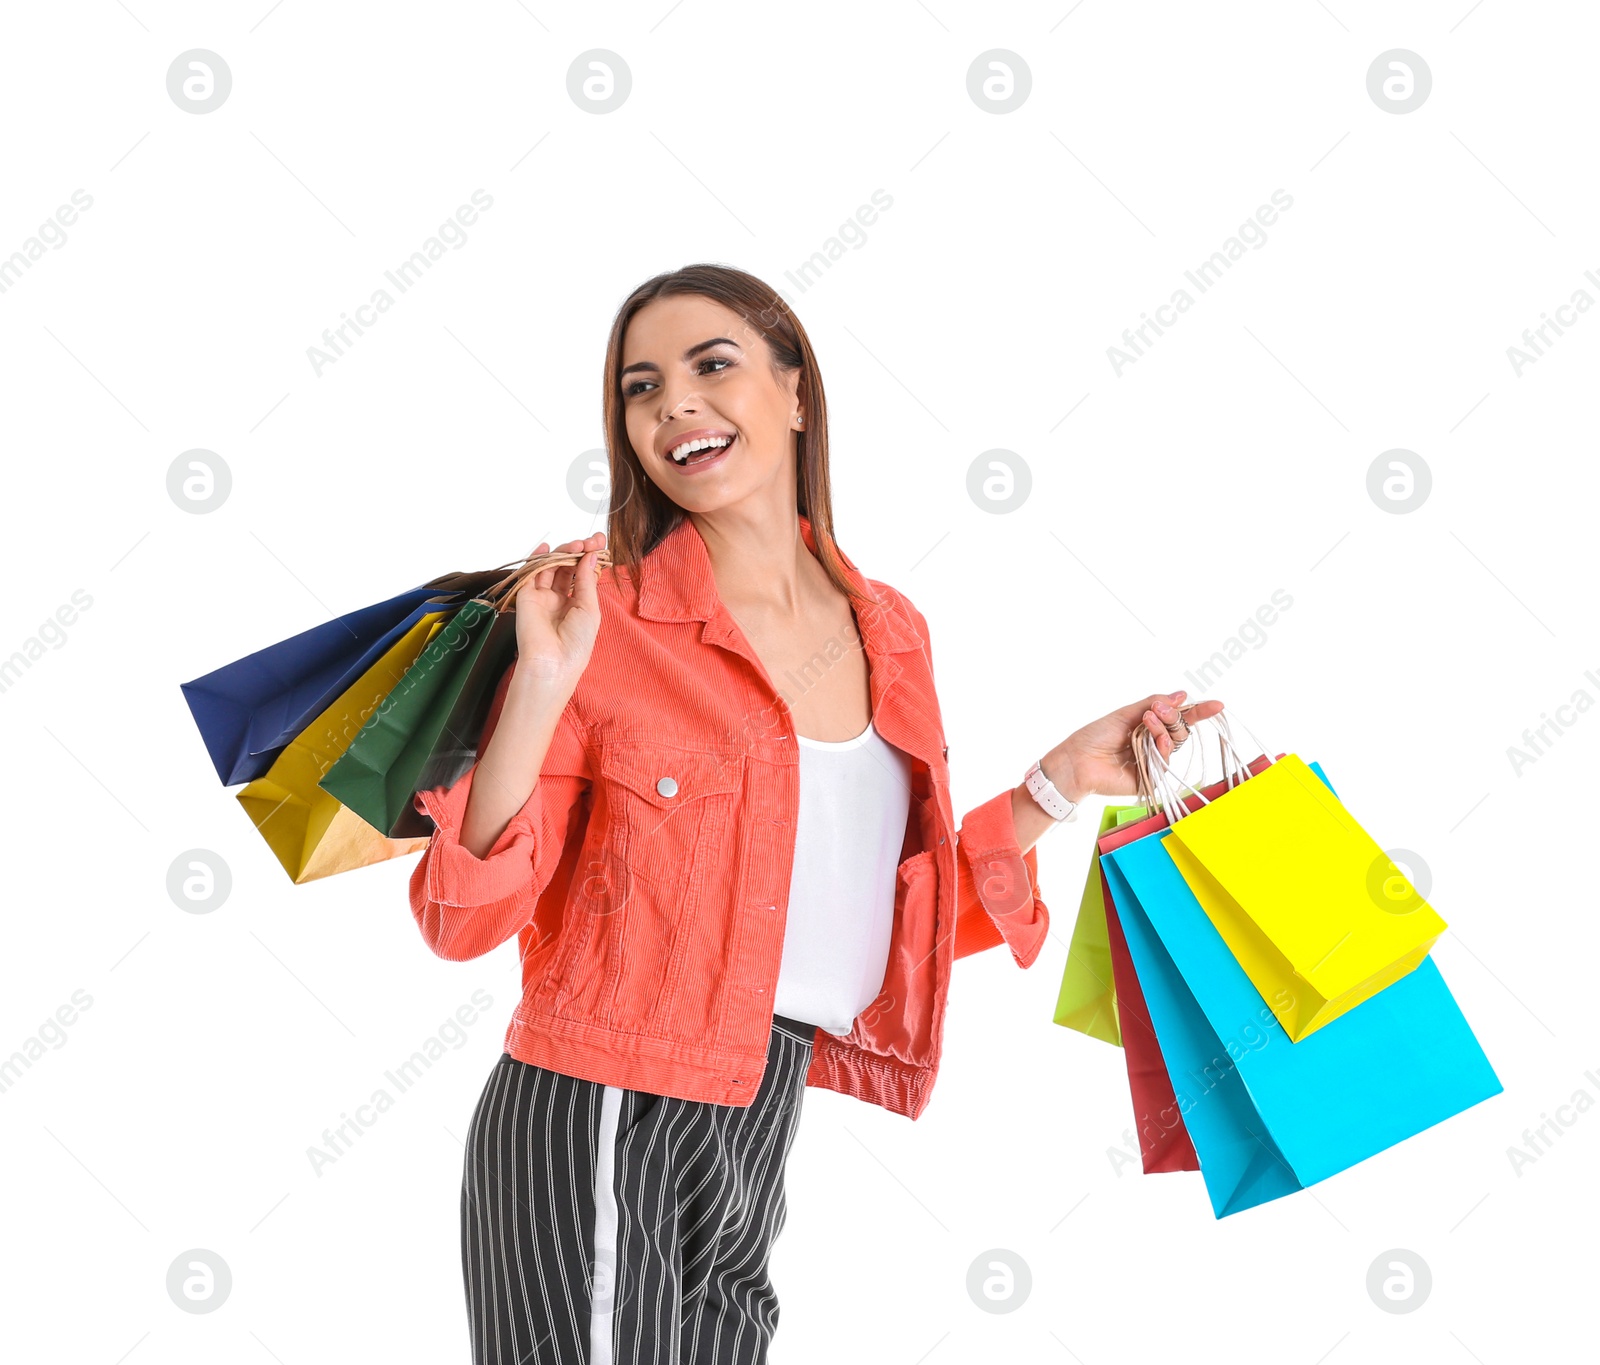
[{"xmin": 656, "ymin": 776, "xmax": 678, "ymax": 798}]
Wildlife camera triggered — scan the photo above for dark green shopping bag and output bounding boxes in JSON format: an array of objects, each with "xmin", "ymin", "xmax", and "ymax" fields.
[
  {"xmin": 389, "ymin": 609, "xmax": 518, "ymax": 839},
  {"xmin": 318, "ymin": 598, "xmax": 518, "ymax": 837}
]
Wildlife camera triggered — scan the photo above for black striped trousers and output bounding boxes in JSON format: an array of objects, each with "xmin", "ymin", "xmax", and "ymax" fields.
[{"xmin": 460, "ymin": 1014, "xmax": 818, "ymax": 1364}]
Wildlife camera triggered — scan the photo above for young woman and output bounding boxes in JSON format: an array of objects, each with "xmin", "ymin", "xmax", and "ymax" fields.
[{"xmin": 408, "ymin": 264, "xmax": 1221, "ymax": 1364}]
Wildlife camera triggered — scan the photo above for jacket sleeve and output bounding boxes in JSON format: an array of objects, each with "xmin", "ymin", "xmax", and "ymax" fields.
[
  {"xmin": 884, "ymin": 582, "xmax": 1050, "ymax": 969},
  {"xmin": 952, "ymin": 790, "xmax": 1050, "ymax": 969},
  {"xmin": 408, "ymin": 662, "xmax": 593, "ymax": 962}
]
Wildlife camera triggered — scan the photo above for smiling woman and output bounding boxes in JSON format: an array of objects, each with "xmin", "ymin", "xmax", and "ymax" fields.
[
  {"xmin": 408, "ymin": 262, "xmax": 1221, "ymax": 1365},
  {"xmin": 598, "ymin": 270, "xmax": 856, "ymax": 606}
]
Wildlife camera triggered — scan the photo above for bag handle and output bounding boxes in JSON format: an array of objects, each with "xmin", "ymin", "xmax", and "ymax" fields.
[
  {"xmin": 1210, "ymin": 711, "xmax": 1259, "ymax": 789},
  {"xmin": 1131, "ymin": 718, "xmax": 1207, "ymax": 816},
  {"xmin": 476, "ymin": 546, "xmax": 616, "ymax": 614},
  {"xmin": 1131, "ymin": 704, "xmax": 1273, "ymax": 823},
  {"xmin": 1145, "ymin": 727, "xmax": 1211, "ymax": 820}
]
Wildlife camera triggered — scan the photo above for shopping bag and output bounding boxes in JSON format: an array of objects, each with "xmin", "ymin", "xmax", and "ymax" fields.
[
  {"xmin": 180, "ymin": 569, "xmax": 509, "ymax": 786},
  {"xmin": 1100, "ymin": 757, "xmax": 1302, "ymax": 1203},
  {"xmin": 235, "ymin": 610, "xmax": 451, "ymax": 883},
  {"xmin": 1101, "ymin": 868, "xmax": 1200, "ymax": 1174},
  {"xmin": 1162, "ymin": 752, "xmax": 1448, "ymax": 1041},
  {"xmin": 388, "ymin": 608, "xmax": 518, "ymax": 839},
  {"xmin": 1089, "ymin": 754, "xmax": 1277, "ymax": 1172},
  {"xmin": 1101, "ymin": 762, "xmax": 1501, "ymax": 1217},
  {"xmin": 1053, "ymin": 805, "xmax": 1143, "ymax": 1045},
  {"xmin": 318, "ymin": 598, "xmax": 514, "ymax": 837}
]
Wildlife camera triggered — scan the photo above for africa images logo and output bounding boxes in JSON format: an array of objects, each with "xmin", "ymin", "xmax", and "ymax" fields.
[{"xmin": 1106, "ymin": 191, "xmax": 1295, "ymax": 376}]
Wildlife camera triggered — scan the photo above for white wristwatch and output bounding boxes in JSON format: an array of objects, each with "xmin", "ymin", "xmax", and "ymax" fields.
[{"xmin": 1025, "ymin": 757, "xmax": 1079, "ymax": 823}]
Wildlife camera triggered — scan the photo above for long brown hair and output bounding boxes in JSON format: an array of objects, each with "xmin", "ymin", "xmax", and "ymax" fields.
[{"xmin": 599, "ymin": 263, "xmax": 864, "ymax": 606}]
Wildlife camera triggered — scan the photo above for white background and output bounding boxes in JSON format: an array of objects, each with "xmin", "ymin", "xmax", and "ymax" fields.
[{"xmin": 1, "ymin": 2, "xmax": 1594, "ymax": 1361}]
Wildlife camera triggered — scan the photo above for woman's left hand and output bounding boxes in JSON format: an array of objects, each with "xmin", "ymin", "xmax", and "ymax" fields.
[{"xmin": 1042, "ymin": 691, "xmax": 1226, "ymax": 803}]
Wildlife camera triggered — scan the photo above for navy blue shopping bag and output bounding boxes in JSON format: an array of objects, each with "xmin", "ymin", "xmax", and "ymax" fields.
[{"xmin": 180, "ymin": 569, "xmax": 509, "ymax": 785}]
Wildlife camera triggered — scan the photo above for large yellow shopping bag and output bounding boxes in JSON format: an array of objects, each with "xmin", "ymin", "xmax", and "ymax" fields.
[
  {"xmin": 1161, "ymin": 753, "xmax": 1447, "ymax": 1041},
  {"xmin": 235, "ymin": 610, "xmax": 450, "ymax": 883}
]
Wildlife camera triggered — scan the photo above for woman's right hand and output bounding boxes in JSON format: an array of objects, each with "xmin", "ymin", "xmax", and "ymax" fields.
[{"xmin": 511, "ymin": 531, "xmax": 606, "ymax": 692}]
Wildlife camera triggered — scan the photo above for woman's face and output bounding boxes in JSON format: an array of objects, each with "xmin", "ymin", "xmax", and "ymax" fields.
[{"xmin": 619, "ymin": 293, "xmax": 802, "ymax": 515}]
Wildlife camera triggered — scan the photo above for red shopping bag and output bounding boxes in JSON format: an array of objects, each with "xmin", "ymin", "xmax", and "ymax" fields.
[
  {"xmin": 1102, "ymin": 868, "xmax": 1199, "ymax": 1174},
  {"xmin": 1096, "ymin": 752, "xmax": 1279, "ymax": 1174}
]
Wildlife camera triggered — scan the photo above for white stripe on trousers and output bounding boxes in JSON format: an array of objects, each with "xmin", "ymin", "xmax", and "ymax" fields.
[
  {"xmin": 461, "ymin": 1015, "xmax": 816, "ymax": 1364},
  {"xmin": 590, "ymin": 1083, "xmax": 623, "ymax": 1365}
]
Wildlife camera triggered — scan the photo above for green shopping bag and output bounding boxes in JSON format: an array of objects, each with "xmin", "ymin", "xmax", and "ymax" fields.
[
  {"xmin": 319, "ymin": 598, "xmax": 516, "ymax": 837},
  {"xmin": 1052, "ymin": 804, "xmax": 1146, "ymax": 1044},
  {"xmin": 389, "ymin": 608, "xmax": 517, "ymax": 839}
]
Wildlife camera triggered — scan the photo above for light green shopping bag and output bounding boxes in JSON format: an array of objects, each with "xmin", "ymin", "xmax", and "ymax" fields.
[{"xmin": 1051, "ymin": 804, "xmax": 1147, "ymax": 1044}]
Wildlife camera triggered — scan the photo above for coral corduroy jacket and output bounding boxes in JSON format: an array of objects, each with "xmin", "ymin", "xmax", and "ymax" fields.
[{"xmin": 408, "ymin": 514, "xmax": 1050, "ymax": 1119}]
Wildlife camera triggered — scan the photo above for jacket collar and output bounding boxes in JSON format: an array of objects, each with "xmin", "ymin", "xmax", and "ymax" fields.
[{"xmin": 637, "ymin": 513, "xmax": 924, "ymax": 656}]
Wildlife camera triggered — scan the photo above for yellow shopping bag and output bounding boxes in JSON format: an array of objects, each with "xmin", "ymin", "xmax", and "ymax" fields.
[
  {"xmin": 236, "ymin": 610, "xmax": 450, "ymax": 883},
  {"xmin": 1161, "ymin": 754, "xmax": 1447, "ymax": 1041}
]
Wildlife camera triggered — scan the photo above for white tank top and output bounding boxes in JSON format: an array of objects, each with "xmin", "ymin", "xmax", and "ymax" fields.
[{"xmin": 772, "ymin": 717, "xmax": 914, "ymax": 1036}]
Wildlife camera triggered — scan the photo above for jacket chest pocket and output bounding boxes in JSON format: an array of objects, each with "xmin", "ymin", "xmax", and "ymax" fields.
[
  {"xmin": 601, "ymin": 741, "xmax": 745, "ymax": 901},
  {"xmin": 559, "ymin": 740, "xmax": 745, "ymax": 1030}
]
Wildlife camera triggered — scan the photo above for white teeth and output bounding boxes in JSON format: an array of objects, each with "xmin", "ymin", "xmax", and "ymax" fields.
[{"xmin": 669, "ymin": 435, "xmax": 733, "ymax": 464}]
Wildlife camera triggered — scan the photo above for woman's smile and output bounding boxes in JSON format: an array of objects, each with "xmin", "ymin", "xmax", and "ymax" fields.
[{"xmin": 665, "ymin": 431, "xmax": 737, "ymax": 474}]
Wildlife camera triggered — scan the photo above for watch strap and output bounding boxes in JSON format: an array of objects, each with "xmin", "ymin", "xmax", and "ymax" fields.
[{"xmin": 1025, "ymin": 758, "xmax": 1078, "ymax": 823}]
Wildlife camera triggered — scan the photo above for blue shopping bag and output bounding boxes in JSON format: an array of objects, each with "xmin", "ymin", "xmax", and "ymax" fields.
[
  {"xmin": 1100, "ymin": 886, "xmax": 1301, "ymax": 1213},
  {"xmin": 1100, "ymin": 762, "xmax": 1502, "ymax": 1218},
  {"xmin": 181, "ymin": 572, "xmax": 504, "ymax": 786}
]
